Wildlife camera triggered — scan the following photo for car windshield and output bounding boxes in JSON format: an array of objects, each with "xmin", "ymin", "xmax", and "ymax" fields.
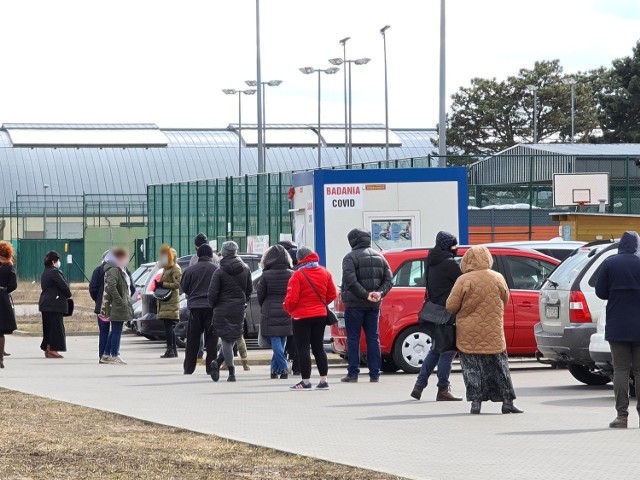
[{"xmin": 545, "ymin": 249, "xmax": 594, "ymax": 290}]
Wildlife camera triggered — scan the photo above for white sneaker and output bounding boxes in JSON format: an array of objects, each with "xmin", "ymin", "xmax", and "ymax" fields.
[
  {"xmin": 99, "ymin": 355, "xmax": 111, "ymax": 364},
  {"xmin": 110, "ymin": 355, "xmax": 127, "ymax": 365}
]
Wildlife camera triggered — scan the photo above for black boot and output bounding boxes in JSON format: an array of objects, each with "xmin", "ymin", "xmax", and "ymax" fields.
[
  {"xmin": 160, "ymin": 348, "xmax": 178, "ymax": 358},
  {"xmin": 210, "ymin": 360, "xmax": 220, "ymax": 382},
  {"xmin": 502, "ymin": 401, "xmax": 524, "ymax": 414},
  {"xmin": 227, "ymin": 366, "xmax": 236, "ymax": 382},
  {"xmin": 280, "ymin": 371, "xmax": 288, "ymax": 380},
  {"xmin": 410, "ymin": 385, "xmax": 424, "ymax": 400},
  {"xmin": 470, "ymin": 401, "xmax": 482, "ymax": 414}
]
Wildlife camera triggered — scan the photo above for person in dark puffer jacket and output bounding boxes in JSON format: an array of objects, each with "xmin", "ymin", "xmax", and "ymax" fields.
[
  {"xmin": 595, "ymin": 231, "xmax": 640, "ymax": 429},
  {"xmin": 257, "ymin": 245, "xmax": 294, "ymax": 380},
  {"xmin": 277, "ymin": 240, "xmax": 300, "ymax": 375},
  {"xmin": 208, "ymin": 241, "xmax": 252, "ymax": 382},
  {"xmin": 410, "ymin": 231, "xmax": 463, "ymax": 402},
  {"xmin": 340, "ymin": 228, "xmax": 393, "ymax": 383}
]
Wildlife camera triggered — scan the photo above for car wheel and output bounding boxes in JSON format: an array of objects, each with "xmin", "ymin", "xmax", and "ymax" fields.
[
  {"xmin": 381, "ymin": 356, "xmax": 399, "ymax": 373},
  {"xmin": 568, "ymin": 364, "xmax": 611, "ymax": 386},
  {"xmin": 392, "ymin": 325, "xmax": 432, "ymax": 374}
]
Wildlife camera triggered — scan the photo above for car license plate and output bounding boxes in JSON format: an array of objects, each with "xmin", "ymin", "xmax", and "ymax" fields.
[
  {"xmin": 338, "ymin": 318, "xmax": 345, "ymax": 329},
  {"xmin": 545, "ymin": 306, "xmax": 559, "ymax": 319}
]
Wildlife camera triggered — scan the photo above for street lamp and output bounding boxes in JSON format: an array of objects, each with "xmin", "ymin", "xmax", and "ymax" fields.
[
  {"xmin": 338, "ymin": 37, "xmax": 350, "ymax": 163},
  {"xmin": 329, "ymin": 56, "xmax": 371, "ymax": 164},
  {"xmin": 43, "ymin": 184, "xmax": 50, "ymax": 239},
  {"xmin": 526, "ymin": 85, "xmax": 538, "ymax": 144},
  {"xmin": 223, "ymin": 88, "xmax": 257, "ymax": 176},
  {"xmin": 438, "ymin": 0, "xmax": 446, "ymax": 164},
  {"xmin": 380, "ymin": 25, "xmax": 391, "ymax": 162},
  {"xmin": 299, "ymin": 66, "xmax": 340, "ymax": 168},
  {"xmin": 563, "ymin": 77, "xmax": 576, "ymax": 144},
  {"xmin": 255, "ymin": 0, "xmax": 264, "ymax": 173},
  {"xmin": 246, "ymin": 79, "xmax": 283, "ymax": 168}
]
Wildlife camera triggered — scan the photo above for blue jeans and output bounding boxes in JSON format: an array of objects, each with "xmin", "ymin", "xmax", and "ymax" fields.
[
  {"xmin": 105, "ymin": 322, "xmax": 124, "ymax": 357},
  {"xmin": 345, "ymin": 308, "xmax": 381, "ymax": 379},
  {"xmin": 415, "ymin": 345, "xmax": 456, "ymax": 389},
  {"xmin": 270, "ymin": 336, "xmax": 288, "ymax": 373},
  {"xmin": 98, "ymin": 316, "xmax": 110, "ymax": 358}
]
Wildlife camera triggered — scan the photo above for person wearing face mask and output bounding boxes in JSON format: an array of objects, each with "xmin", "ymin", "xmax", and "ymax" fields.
[
  {"xmin": 410, "ymin": 231, "xmax": 463, "ymax": 402},
  {"xmin": 156, "ymin": 244, "xmax": 183, "ymax": 358},
  {"xmin": 39, "ymin": 251, "xmax": 72, "ymax": 359},
  {"xmin": 100, "ymin": 247, "xmax": 135, "ymax": 364}
]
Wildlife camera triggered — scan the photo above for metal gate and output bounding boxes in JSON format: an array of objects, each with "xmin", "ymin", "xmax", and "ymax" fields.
[{"xmin": 16, "ymin": 239, "xmax": 86, "ymax": 282}]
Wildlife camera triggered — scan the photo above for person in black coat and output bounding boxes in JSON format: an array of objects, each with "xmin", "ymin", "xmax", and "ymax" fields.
[
  {"xmin": 207, "ymin": 241, "xmax": 252, "ymax": 382},
  {"xmin": 340, "ymin": 228, "xmax": 393, "ymax": 382},
  {"xmin": 39, "ymin": 251, "xmax": 72, "ymax": 358},
  {"xmin": 595, "ymin": 231, "xmax": 640, "ymax": 429},
  {"xmin": 181, "ymin": 244, "xmax": 220, "ymax": 375},
  {"xmin": 257, "ymin": 245, "xmax": 294, "ymax": 379},
  {"xmin": 277, "ymin": 240, "xmax": 300, "ymax": 375},
  {"xmin": 0, "ymin": 241, "xmax": 18, "ymax": 369},
  {"xmin": 410, "ymin": 231, "xmax": 463, "ymax": 402}
]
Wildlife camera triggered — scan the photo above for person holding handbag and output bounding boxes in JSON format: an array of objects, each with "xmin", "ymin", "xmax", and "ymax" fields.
[
  {"xmin": 284, "ymin": 247, "xmax": 337, "ymax": 390},
  {"xmin": 446, "ymin": 245, "xmax": 522, "ymax": 415},
  {"xmin": 39, "ymin": 251, "xmax": 72, "ymax": 359},
  {"xmin": 156, "ymin": 244, "xmax": 182, "ymax": 359},
  {"xmin": 0, "ymin": 241, "xmax": 18, "ymax": 369},
  {"xmin": 410, "ymin": 231, "xmax": 463, "ymax": 401}
]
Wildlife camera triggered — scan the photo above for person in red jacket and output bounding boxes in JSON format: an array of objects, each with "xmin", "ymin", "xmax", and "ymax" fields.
[{"xmin": 284, "ymin": 247, "xmax": 337, "ymax": 390}]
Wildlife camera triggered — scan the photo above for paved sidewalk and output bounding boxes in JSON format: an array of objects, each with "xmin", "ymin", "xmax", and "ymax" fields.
[{"xmin": 1, "ymin": 335, "xmax": 638, "ymax": 480}]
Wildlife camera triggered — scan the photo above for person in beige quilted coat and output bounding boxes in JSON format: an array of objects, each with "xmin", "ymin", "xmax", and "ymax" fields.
[{"xmin": 446, "ymin": 245, "xmax": 523, "ymax": 415}]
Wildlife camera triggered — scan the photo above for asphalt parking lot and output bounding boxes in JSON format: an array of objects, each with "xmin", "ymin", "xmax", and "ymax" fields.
[{"xmin": 1, "ymin": 334, "xmax": 638, "ymax": 480}]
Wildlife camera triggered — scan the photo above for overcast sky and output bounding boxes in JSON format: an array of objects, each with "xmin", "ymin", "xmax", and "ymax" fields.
[{"xmin": 0, "ymin": 0, "xmax": 639, "ymax": 129}]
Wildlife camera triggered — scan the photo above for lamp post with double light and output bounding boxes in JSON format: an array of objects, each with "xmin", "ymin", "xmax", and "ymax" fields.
[
  {"xmin": 562, "ymin": 77, "xmax": 576, "ymax": 143},
  {"xmin": 339, "ymin": 37, "xmax": 350, "ymax": 163},
  {"xmin": 299, "ymin": 66, "xmax": 340, "ymax": 168},
  {"xmin": 380, "ymin": 25, "xmax": 391, "ymax": 162},
  {"xmin": 246, "ymin": 79, "xmax": 282, "ymax": 168},
  {"xmin": 328, "ymin": 56, "xmax": 371, "ymax": 165},
  {"xmin": 222, "ymin": 88, "xmax": 257, "ymax": 176}
]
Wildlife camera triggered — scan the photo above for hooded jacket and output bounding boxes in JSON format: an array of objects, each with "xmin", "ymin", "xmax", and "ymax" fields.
[
  {"xmin": 257, "ymin": 245, "xmax": 294, "ymax": 337},
  {"xmin": 207, "ymin": 255, "xmax": 252, "ymax": 341},
  {"xmin": 89, "ymin": 252, "xmax": 135, "ymax": 314},
  {"xmin": 426, "ymin": 247, "xmax": 462, "ymax": 306},
  {"xmin": 340, "ymin": 229, "xmax": 393, "ymax": 309},
  {"xmin": 181, "ymin": 255, "xmax": 219, "ymax": 310},
  {"xmin": 39, "ymin": 265, "xmax": 72, "ymax": 315},
  {"xmin": 595, "ymin": 231, "xmax": 640, "ymax": 342},
  {"xmin": 446, "ymin": 246, "xmax": 510, "ymax": 355},
  {"xmin": 102, "ymin": 260, "xmax": 134, "ymax": 322},
  {"xmin": 157, "ymin": 246, "xmax": 182, "ymax": 321},
  {"xmin": 284, "ymin": 252, "xmax": 337, "ymax": 320}
]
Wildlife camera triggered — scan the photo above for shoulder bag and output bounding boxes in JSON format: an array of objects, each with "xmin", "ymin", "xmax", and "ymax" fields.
[
  {"xmin": 300, "ymin": 271, "xmax": 338, "ymax": 326},
  {"xmin": 417, "ymin": 263, "xmax": 456, "ymax": 353}
]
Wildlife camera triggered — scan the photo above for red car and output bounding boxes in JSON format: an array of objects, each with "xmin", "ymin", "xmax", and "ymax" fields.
[{"xmin": 331, "ymin": 247, "xmax": 560, "ymax": 373}]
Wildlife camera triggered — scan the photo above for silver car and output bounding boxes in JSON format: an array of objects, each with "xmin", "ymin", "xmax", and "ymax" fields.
[{"xmin": 535, "ymin": 241, "xmax": 617, "ymax": 385}]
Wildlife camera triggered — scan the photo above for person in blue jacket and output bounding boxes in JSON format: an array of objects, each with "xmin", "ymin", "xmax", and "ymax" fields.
[{"xmin": 595, "ymin": 231, "xmax": 640, "ymax": 429}]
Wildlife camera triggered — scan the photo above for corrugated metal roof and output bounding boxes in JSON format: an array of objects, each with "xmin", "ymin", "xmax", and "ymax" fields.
[
  {"xmin": 2, "ymin": 123, "xmax": 159, "ymax": 130},
  {"xmin": 0, "ymin": 125, "xmax": 437, "ymax": 210},
  {"xmin": 526, "ymin": 143, "xmax": 640, "ymax": 156}
]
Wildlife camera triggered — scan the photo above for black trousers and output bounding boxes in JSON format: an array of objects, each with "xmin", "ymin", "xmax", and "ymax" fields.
[
  {"xmin": 286, "ymin": 334, "xmax": 300, "ymax": 373},
  {"xmin": 184, "ymin": 308, "xmax": 218, "ymax": 374},
  {"xmin": 40, "ymin": 312, "xmax": 66, "ymax": 352},
  {"xmin": 293, "ymin": 316, "xmax": 328, "ymax": 379},
  {"xmin": 161, "ymin": 319, "xmax": 177, "ymax": 350}
]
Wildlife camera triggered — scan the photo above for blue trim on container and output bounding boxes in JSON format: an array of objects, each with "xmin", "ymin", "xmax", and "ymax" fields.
[
  {"xmin": 292, "ymin": 171, "xmax": 315, "ymax": 188},
  {"xmin": 310, "ymin": 167, "xmax": 469, "ymax": 263}
]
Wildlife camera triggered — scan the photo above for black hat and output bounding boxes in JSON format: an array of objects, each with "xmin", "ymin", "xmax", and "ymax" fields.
[
  {"xmin": 194, "ymin": 233, "xmax": 208, "ymax": 248},
  {"xmin": 197, "ymin": 244, "xmax": 214, "ymax": 258}
]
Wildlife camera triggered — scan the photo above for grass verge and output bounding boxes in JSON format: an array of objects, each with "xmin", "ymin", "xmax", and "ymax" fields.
[{"xmin": 0, "ymin": 389, "xmax": 403, "ymax": 480}]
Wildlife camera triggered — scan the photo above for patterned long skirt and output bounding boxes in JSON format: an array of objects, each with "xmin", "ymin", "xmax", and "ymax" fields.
[{"xmin": 459, "ymin": 352, "xmax": 516, "ymax": 403}]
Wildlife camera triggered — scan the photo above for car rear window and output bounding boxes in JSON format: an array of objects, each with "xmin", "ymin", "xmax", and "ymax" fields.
[{"xmin": 545, "ymin": 249, "xmax": 593, "ymax": 290}]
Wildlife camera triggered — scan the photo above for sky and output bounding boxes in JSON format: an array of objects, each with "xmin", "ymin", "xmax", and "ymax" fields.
[{"xmin": 0, "ymin": 0, "xmax": 639, "ymax": 129}]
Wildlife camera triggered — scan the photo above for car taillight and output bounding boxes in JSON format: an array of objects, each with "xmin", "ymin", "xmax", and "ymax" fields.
[{"xmin": 569, "ymin": 290, "xmax": 592, "ymax": 323}]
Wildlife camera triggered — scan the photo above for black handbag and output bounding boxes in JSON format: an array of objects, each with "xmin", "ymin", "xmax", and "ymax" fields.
[
  {"xmin": 153, "ymin": 287, "xmax": 172, "ymax": 302},
  {"xmin": 418, "ymin": 265, "xmax": 457, "ymax": 353},
  {"xmin": 300, "ymin": 271, "xmax": 338, "ymax": 326},
  {"xmin": 64, "ymin": 298, "xmax": 75, "ymax": 317}
]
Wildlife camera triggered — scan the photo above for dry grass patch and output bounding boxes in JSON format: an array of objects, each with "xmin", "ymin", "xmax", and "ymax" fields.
[
  {"xmin": 12, "ymin": 282, "xmax": 94, "ymax": 309},
  {"xmin": 0, "ymin": 389, "xmax": 403, "ymax": 480}
]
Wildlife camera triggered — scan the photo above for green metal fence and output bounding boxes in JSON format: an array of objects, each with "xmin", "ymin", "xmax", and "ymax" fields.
[{"xmin": 16, "ymin": 239, "xmax": 85, "ymax": 282}]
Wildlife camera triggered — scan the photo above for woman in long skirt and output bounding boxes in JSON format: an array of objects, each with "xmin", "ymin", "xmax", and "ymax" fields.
[
  {"xmin": 446, "ymin": 246, "xmax": 523, "ymax": 414},
  {"xmin": 38, "ymin": 251, "xmax": 72, "ymax": 358},
  {"xmin": 0, "ymin": 242, "xmax": 18, "ymax": 368}
]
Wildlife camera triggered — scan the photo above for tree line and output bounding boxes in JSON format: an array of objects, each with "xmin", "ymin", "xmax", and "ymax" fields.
[{"xmin": 444, "ymin": 40, "xmax": 640, "ymax": 159}]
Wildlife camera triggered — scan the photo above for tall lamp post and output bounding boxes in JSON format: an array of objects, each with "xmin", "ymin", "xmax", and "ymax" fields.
[
  {"xmin": 43, "ymin": 183, "xmax": 50, "ymax": 239},
  {"xmin": 437, "ymin": 0, "xmax": 446, "ymax": 165},
  {"xmin": 563, "ymin": 77, "xmax": 576, "ymax": 143},
  {"xmin": 299, "ymin": 66, "xmax": 340, "ymax": 168},
  {"xmin": 222, "ymin": 88, "xmax": 257, "ymax": 176},
  {"xmin": 246, "ymin": 79, "xmax": 282, "ymax": 169},
  {"xmin": 526, "ymin": 85, "xmax": 539, "ymax": 144},
  {"xmin": 339, "ymin": 37, "xmax": 350, "ymax": 163},
  {"xmin": 329, "ymin": 56, "xmax": 371, "ymax": 165},
  {"xmin": 255, "ymin": 0, "xmax": 264, "ymax": 173},
  {"xmin": 380, "ymin": 25, "xmax": 391, "ymax": 162}
]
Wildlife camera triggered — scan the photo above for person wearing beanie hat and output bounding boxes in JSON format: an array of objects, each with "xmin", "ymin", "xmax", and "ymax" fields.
[
  {"xmin": 278, "ymin": 240, "xmax": 299, "ymax": 267},
  {"xmin": 181, "ymin": 243, "xmax": 219, "ymax": 375},
  {"xmin": 296, "ymin": 246, "xmax": 313, "ymax": 263},
  {"xmin": 208, "ymin": 240, "xmax": 252, "ymax": 382},
  {"xmin": 410, "ymin": 231, "xmax": 463, "ymax": 402},
  {"xmin": 189, "ymin": 233, "xmax": 210, "ymax": 267}
]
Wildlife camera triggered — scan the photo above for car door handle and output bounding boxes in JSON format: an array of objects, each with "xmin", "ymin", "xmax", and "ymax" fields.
[{"xmin": 518, "ymin": 301, "xmax": 533, "ymax": 308}]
